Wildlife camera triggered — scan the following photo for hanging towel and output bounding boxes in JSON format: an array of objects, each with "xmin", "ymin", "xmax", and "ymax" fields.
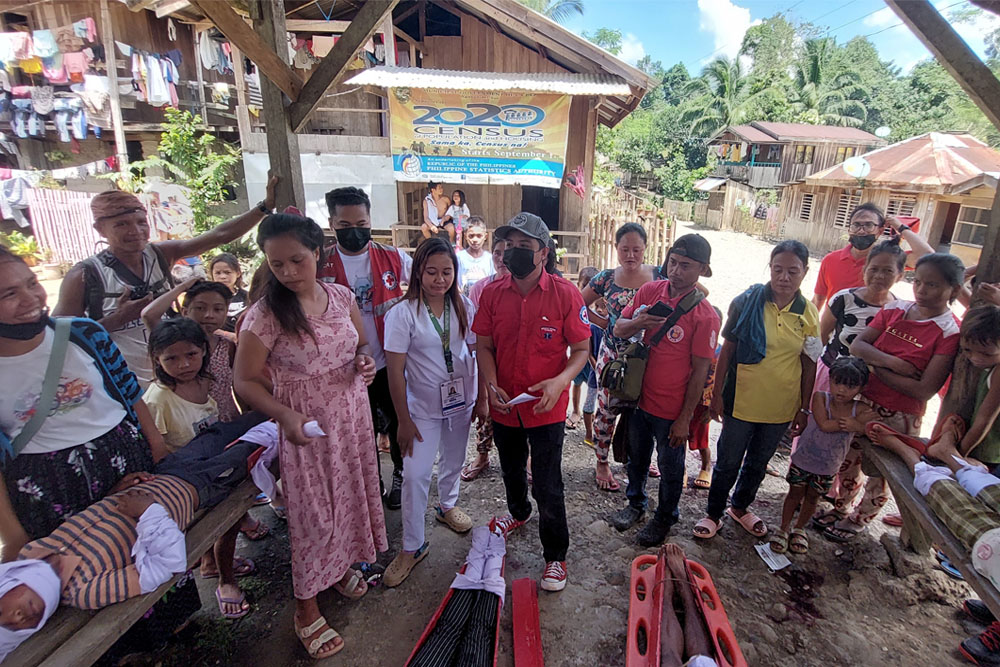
[
  {"xmin": 32, "ymin": 29, "xmax": 58, "ymax": 58},
  {"xmin": 73, "ymin": 17, "xmax": 97, "ymax": 43},
  {"xmin": 116, "ymin": 41, "xmax": 132, "ymax": 58},
  {"xmin": 728, "ymin": 283, "xmax": 769, "ymax": 366},
  {"xmin": 312, "ymin": 35, "xmax": 335, "ymax": 57},
  {"xmin": 145, "ymin": 54, "xmax": 170, "ymax": 106},
  {"xmin": 10, "ymin": 33, "xmax": 33, "ymax": 60},
  {"xmin": 167, "ymin": 18, "xmax": 177, "ymax": 42}
]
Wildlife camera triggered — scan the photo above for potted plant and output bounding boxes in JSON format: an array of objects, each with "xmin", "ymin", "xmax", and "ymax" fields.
[
  {"xmin": 37, "ymin": 248, "xmax": 63, "ymax": 280},
  {"xmin": 0, "ymin": 231, "xmax": 42, "ymax": 267}
]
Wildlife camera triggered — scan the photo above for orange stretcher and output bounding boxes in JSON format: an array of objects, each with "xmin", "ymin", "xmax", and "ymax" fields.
[
  {"xmin": 404, "ymin": 560, "xmax": 505, "ymax": 667},
  {"xmin": 626, "ymin": 554, "xmax": 747, "ymax": 667}
]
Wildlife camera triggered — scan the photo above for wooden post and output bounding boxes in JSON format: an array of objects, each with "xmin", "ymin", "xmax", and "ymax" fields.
[
  {"xmin": 251, "ymin": 0, "xmax": 305, "ymax": 211},
  {"xmin": 230, "ymin": 44, "xmax": 249, "ymax": 145},
  {"xmin": 192, "ymin": 27, "xmax": 209, "ymax": 126},
  {"xmin": 382, "ymin": 14, "xmax": 396, "ymax": 66},
  {"xmin": 100, "ymin": 0, "xmax": 128, "ymax": 171}
]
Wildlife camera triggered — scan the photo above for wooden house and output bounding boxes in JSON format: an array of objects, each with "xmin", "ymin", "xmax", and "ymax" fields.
[
  {"xmin": 775, "ymin": 131, "xmax": 1000, "ymax": 264},
  {"xmin": 707, "ymin": 122, "xmax": 886, "ymax": 188}
]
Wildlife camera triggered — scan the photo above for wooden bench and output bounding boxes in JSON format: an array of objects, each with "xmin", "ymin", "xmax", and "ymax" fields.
[
  {"xmin": 6, "ymin": 477, "xmax": 261, "ymax": 667},
  {"xmin": 863, "ymin": 441, "xmax": 1000, "ymax": 619}
]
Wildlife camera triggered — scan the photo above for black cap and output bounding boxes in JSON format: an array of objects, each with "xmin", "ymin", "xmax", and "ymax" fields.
[
  {"xmin": 494, "ymin": 212, "xmax": 552, "ymax": 248},
  {"xmin": 668, "ymin": 233, "xmax": 712, "ymax": 277}
]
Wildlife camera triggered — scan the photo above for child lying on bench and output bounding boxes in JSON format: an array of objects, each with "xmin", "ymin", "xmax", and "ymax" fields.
[{"xmin": 0, "ymin": 419, "xmax": 269, "ymax": 661}]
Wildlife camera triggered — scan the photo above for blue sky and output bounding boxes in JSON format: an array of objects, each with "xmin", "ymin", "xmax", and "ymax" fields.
[{"xmin": 559, "ymin": 0, "xmax": 999, "ymax": 75}]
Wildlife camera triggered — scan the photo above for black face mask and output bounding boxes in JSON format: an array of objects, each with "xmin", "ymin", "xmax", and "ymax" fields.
[
  {"xmin": 336, "ymin": 227, "xmax": 371, "ymax": 253},
  {"xmin": 0, "ymin": 310, "xmax": 48, "ymax": 341},
  {"xmin": 849, "ymin": 234, "xmax": 878, "ymax": 251},
  {"xmin": 503, "ymin": 247, "xmax": 538, "ymax": 279}
]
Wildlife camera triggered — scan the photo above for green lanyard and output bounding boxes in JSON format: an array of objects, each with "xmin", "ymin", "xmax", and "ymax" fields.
[{"xmin": 425, "ymin": 298, "xmax": 454, "ymax": 375}]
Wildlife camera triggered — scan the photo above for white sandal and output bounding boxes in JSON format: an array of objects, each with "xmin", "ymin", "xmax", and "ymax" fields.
[{"xmin": 296, "ymin": 615, "xmax": 343, "ymax": 660}]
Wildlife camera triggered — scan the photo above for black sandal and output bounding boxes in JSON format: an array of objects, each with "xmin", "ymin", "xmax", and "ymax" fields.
[
  {"xmin": 823, "ymin": 524, "xmax": 861, "ymax": 543},
  {"xmin": 811, "ymin": 511, "xmax": 841, "ymax": 530}
]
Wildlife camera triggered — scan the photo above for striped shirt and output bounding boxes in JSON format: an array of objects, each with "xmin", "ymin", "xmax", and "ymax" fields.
[{"xmin": 19, "ymin": 476, "xmax": 197, "ymax": 609}]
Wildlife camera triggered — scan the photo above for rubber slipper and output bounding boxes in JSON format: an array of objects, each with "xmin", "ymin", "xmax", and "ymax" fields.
[
  {"xmin": 693, "ymin": 470, "xmax": 712, "ymax": 489},
  {"xmin": 295, "ymin": 615, "xmax": 344, "ymax": 659},
  {"xmin": 648, "ymin": 462, "xmax": 661, "ymax": 478},
  {"xmin": 693, "ymin": 517, "xmax": 720, "ymax": 539},
  {"xmin": 769, "ymin": 530, "xmax": 789, "ymax": 554},
  {"xmin": 332, "ymin": 569, "xmax": 368, "ymax": 600},
  {"xmin": 240, "ymin": 518, "xmax": 270, "ymax": 541},
  {"xmin": 866, "ymin": 422, "xmax": 927, "ymax": 455},
  {"xmin": 823, "ymin": 524, "xmax": 861, "ymax": 543},
  {"xmin": 937, "ymin": 555, "xmax": 964, "ymax": 580},
  {"xmin": 201, "ymin": 556, "xmax": 256, "ymax": 579},
  {"xmin": 461, "ymin": 458, "xmax": 489, "ymax": 481},
  {"xmin": 252, "ymin": 492, "xmax": 270, "ymax": 506},
  {"xmin": 270, "ymin": 503, "xmax": 287, "ymax": 520},
  {"xmin": 215, "ymin": 587, "xmax": 250, "ymax": 619},
  {"xmin": 726, "ymin": 507, "xmax": 768, "ymax": 537},
  {"xmin": 596, "ymin": 473, "xmax": 621, "ymax": 492},
  {"xmin": 931, "ymin": 413, "xmax": 968, "ymax": 443},
  {"xmin": 882, "ymin": 513, "xmax": 904, "ymax": 527},
  {"xmin": 789, "ymin": 528, "xmax": 809, "ymax": 554},
  {"xmin": 811, "ymin": 510, "xmax": 842, "ymax": 530}
]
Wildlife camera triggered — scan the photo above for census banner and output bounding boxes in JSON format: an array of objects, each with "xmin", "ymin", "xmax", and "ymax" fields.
[{"xmin": 389, "ymin": 89, "xmax": 570, "ymax": 188}]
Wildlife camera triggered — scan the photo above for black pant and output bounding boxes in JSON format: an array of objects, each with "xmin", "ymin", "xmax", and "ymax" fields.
[
  {"xmin": 369, "ymin": 367, "xmax": 403, "ymax": 480},
  {"xmin": 493, "ymin": 420, "xmax": 569, "ymax": 562}
]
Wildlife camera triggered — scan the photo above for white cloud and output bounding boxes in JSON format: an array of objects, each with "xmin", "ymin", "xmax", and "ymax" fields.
[
  {"xmin": 697, "ymin": 0, "xmax": 760, "ymax": 62},
  {"xmin": 863, "ymin": 7, "xmax": 896, "ymax": 29},
  {"xmin": 619, "ymin": 33, "xmax": 646, "ymax": 65}
]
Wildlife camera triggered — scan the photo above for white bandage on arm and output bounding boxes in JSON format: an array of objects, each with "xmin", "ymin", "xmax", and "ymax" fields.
[
  {"xmin": 912, "ymin": 461, "xmax": 954, "ymax": 496},
  {"xmin": 131, "ymin": 503, "xmax": 187, "ymax": 594}
]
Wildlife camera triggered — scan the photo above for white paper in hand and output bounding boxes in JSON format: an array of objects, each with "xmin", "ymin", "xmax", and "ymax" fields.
[
  {"xmin": 505, "ymin": 393, "xmax": 541, "ymax": 407},
  {"xmin": 303, "ymin": 421, "xmax": 326, "ymax": 438}
]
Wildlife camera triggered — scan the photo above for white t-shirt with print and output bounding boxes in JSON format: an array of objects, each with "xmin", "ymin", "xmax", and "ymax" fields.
[
  {"xmin": 383, "ymin": 296, "xmax": 477, "ymax": 420},
  {"xmin": 0, "ymin": 328, "xmax": 126, "ymax": 454},
  {"xmin": 457, "ymin": 249, "xmax": 495, "ymax": 293},
  {"xmin": 335, "ymin": 246, "xmax": 413, "ymax": 370}
]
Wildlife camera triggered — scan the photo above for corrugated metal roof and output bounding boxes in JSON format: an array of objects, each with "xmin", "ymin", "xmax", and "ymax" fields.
[
  {"xmin": 806, "ymin": 132, "xmax": 1000, "ymax": 193},
  {"xmin": 693, "ymin": 177, "xmax": 727, "ymax": 191},
  {"xmin": 346, "ymin": 67, "xmax": 632, "ymax": 95},
  {"xmin": 752, "ymin": 122, "xmax": 881, "ymax": 142},
  {"xmin": 726, "ymin": 124, "xmax": 776, "ymax": 143}
]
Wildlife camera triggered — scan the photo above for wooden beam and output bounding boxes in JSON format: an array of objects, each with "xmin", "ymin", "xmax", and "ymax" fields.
[
  {"xmin": 288, "ymin": 0, "xmax": 400, "ymax": 133},
  {"xmin": 251, "ymin": 0, "xmax": 305, "ymax": 210},
  {"xmin": 154, "ymin": 0, "xmax": 192, "ymax": 19},
  {"xmin": 284, "ymin": 18, "xmax": 352, "ymax": 32},
  {"xmin": 100, "ymin": 0, "xmax": 128, "ymax": 171},
  {"xmin": 189, "ymin": 0, "xmax": 303, "ymax": 101},
  {"xmin": 123, "ymin": 0, "xmax": 159, "ymax": 11},
  {"xmin": 192, "ymin": 27, "xmax": 209, "ymax": 125},
  {"xmin": 394, "ymin": 3, "xmax": 421, "ymax": 24},
  {"xmin": 382, "ymin": 14, "xmax": 396, "ymax": 66},
  {"xmin": 886, "ymin": 0, "xmax": 1000, "ymax": 130}
]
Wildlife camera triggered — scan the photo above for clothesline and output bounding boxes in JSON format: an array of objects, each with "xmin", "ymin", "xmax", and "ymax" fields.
[{"xmin": 1, "ymin": 155, "xmax": 115, "ymax": 182}]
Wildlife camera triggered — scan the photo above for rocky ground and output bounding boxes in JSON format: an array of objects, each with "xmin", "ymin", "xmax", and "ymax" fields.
[{"xmin": 138, "ymin": 221, "xmax": 974, "ymax": 666}]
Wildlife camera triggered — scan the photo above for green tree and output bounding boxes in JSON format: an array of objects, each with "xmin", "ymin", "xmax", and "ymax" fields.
[
  {"xmin": 682, "ymin": 57, "xmax": 767, "ymax": 136},
  {"xmin": 659, "ymin": 63, "xmax": 690, "ymax": 106},
  {"xmin": 788, "ymin": 38, "xmax": 868, "ymax": 126},
  {"xmin": 516, "ymin": 0, "xmax": 583, "ymax": 23},
  {"xmin": 635, "ymin": 55, "xmax": 666, "ymax": 108},
  {"xmin": 583, "ymin": 27, "xmax": 622, "ymax": 54}
]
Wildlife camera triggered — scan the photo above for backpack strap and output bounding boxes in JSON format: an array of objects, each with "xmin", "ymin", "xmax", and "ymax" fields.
[
  {"xmin": 650, "ymin": 289, "xmax": 706, "ymax": 346},
  {"xmin": 80, "ymin": 257, "xmax": 108, "ymax": 321},
  {"xmin": 9, "ymin": 318, "xmax": 72, "ymax": 459}
]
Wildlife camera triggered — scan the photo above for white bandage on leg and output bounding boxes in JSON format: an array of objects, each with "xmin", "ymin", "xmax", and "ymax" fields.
[
  {"xmin": 913, "ymin": 462, "xmax": 954, "ymax": 496},
  {"xmin": 132, "ymin": 503, "xmax": 187, "ymax": 594},
  {"xmin": 954, "ymin": 456, "xmax": 1000, "ymax": 498}
]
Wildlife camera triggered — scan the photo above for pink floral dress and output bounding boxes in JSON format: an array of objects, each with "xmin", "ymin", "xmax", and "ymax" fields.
[{"xmin": 243, "ymin": 281, "xmax": 387, "ymax": 599}]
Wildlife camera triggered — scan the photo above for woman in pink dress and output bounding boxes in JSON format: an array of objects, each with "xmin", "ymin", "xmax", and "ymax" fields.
[{"xmin": 233, "ymin": 213, "xmax": 385, "ymax": 660}]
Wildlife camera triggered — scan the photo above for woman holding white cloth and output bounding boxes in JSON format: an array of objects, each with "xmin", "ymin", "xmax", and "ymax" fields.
[{"xmin": 384, "ymin": 237, "xmax": 478, "ymax": 587}]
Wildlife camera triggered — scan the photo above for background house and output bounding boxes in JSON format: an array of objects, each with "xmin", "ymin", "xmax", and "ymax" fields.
[{"xmin": 776, "ymin": 131, "xmax": 1000, "ymax": 264}]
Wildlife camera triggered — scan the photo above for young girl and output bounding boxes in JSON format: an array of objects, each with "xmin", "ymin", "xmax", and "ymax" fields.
[
  {"xmin": 143, "ymin": 318, "xmax": 219, "ymax": 454},
  {"xmin": 823, "ymin": 252, "xmax": 964, "ymax": 542},
  {"xmin": 382, "ymin": 237, "xmax": 476, "ymax": 587},
  {"xmin": 209, "ymin": 252, "xmax": 249, "ymax": 335},
  {"xmin": 773, "ymin": 357, "xmax": 875, "ymax": 554},
  {"xmin": 233, "ymin": 214, "xmax": 384, "ymax": 660},
  {"xmin": 445, "ymin": 190, "xmax": 470, "ymax": 249},
  {"xmin": 143, "ymin": 279, "xmax": 240, "ymax": 423}
]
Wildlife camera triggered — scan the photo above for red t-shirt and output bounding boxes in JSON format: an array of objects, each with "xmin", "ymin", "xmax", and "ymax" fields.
[
  {"xmin": 863, "ymin": 300, "xmax": 961, "ymax": 415},
  {"xmin": 814, "ymin": 245, "xmax": 865, "ymax": 306},
  {"xmin": 622, "ymin": 282, "xmax": 720, "ymax": 421},
  {"xmin": 472, "ymin": 271, "xmax": 591, "ymax": 428}
]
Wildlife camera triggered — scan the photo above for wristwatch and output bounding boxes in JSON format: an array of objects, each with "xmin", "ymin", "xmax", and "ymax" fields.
[
  {"xmin": 256, "ymin": 200, "xmax": 271, "ymax": 215},
  {"xmin": 897, "ymin": 223, "xmax": 911, "ymax": 233},
  {"xmin": 799, "ymin": 408, "xmax": 812, "ymax": 416}
]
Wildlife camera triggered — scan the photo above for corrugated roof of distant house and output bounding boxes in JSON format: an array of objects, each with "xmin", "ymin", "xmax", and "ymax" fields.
[
  {"xmin": 806, "ymin": 132, "xmax": 1000, "ymax": 193},
  {"xmin": 751, "ymin": 122, "xmax": 882, "ymax": 142},
  {"xmin": 347, "ymin": 67, "xmax": 633, "ymax": 95},
  {"xmin": 724, "ymin": 124, "xmax": 776, "ymax": 143}
]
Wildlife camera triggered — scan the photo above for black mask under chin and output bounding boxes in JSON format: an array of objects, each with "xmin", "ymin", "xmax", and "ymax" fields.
[
  {"xmin": 0, "ymin": 311, "xmax": 49, "ymax": 341},
  {"xmin": 849, "ymin": 234, "xmax": 877, "ymax": 251}
]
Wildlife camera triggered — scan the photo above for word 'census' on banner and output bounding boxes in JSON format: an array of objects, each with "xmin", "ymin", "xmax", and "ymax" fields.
[{"xmin": 388, "ymin": 88, "xmax": 571, "ymax": 188}]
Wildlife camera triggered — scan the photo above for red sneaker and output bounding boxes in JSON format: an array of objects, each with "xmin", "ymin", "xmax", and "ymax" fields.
[
  {"xmin": 540, "ymin": 561, "xmax": 567, "ymax": 591},
  {"xmin": 489, "ymin": 514, "xmax": 527, "ymax": 539}
]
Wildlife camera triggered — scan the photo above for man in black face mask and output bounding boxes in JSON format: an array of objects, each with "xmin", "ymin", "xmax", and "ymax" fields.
[
  {"xmin": 812, "ymin": 202, "xmax": 933, "ymax": 312},
  {"xmin": 472, "ymin": 212, "xmax": 591, "ymax": 593},
  {"xmin": 319, "ymin": 187, "xmax": 413, "ymax": 509}
]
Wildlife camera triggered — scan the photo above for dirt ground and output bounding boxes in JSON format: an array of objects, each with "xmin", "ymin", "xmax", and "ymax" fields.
[{"xmin": 128, "ymin": 220, "xmax": 976, "ymax": 666}]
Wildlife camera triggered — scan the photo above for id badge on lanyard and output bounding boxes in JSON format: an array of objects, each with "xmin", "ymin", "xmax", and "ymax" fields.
[{"xmin": 427, "ymin": 299, "xmax": 467, "ymax": 417}]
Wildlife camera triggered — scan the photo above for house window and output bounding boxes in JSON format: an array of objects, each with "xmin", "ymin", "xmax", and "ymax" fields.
[
  {"xmin": 954, "ymin": 206, "xmax": 989, "ymax": 247},
  {"xmin": 835, "ymin": 146, "xmax": 857, "ymax": 163},
  {"xmin": 834, "ymin": 192, "xmax": 861, "ymax": 228},
  {"xmin": 795, "ymin": 145, "xmax": 816, "ymax": 164},
  {"xmin": 886, "ymin": 192, "xmax": 917, "ymax": 217},
  {"xmin": 799, "ymin": 192, "xmax": 815, "ymax": 221}
]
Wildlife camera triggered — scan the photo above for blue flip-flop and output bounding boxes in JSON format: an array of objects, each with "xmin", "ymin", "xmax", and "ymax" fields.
[{"xmin": 936, "ymin": 551, "xmax": 964, "ymax": 580}]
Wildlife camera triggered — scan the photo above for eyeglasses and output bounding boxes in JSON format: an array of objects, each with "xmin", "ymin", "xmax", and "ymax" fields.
[{"xmin": 848, "ymin": 222, "xmax": 878, "ymax": 232}]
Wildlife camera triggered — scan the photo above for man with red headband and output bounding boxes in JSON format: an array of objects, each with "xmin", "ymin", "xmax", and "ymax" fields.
[{"xmin": 54, "ymin": 177, "xmax": 278, "ymax": 387}]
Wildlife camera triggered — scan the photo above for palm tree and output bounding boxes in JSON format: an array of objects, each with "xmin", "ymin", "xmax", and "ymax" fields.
[
  {"xmin": 516, "ymin": 0, "xmax": 584, "ymax": 24},
  {"xmin": 789, "ymin": 38, "xmax": 868, "ymax": 127},
  {"xmin": 682, "ymin": 57, "xmax": 766, "ymax": 137}
]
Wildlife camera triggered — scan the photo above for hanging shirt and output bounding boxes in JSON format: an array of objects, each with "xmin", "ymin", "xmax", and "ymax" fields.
[
  {"xmin": 384, "ymin": 297, "xmax": 477, "ymax": 420},
  {"xmin": 145, "ymin": 54, "xmax": 170, "ymax": 107},
  {"xmin": 32, "ymin": 30, "xmax": 58, "ymax": 58}
]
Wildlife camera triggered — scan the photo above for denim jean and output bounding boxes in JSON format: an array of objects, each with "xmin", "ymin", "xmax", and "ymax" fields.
[
  {"xmin": 707, "ymin": 415, "xmax": 791, "ymax": 520},
  {"xmin": 626, "ymin": 408, "xmax": 686, "ymax": 526},
  {"xmin": 493, "ymin": 420, "xmax": 569, "ymax": 562}
]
